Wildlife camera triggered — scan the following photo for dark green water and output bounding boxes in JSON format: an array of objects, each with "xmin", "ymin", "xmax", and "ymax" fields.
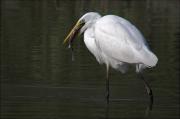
[{"xmin": 1, "ymin": 0, "xmax": 179, "ymax": 119}]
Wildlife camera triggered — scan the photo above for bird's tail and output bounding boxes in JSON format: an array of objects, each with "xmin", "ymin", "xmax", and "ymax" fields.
[
  {"xmin": 136, "ymin": 49, "xmax": 158, "ymax": 73},
  {"xmin": 141, "ymin": 48, "xmax": 158, "ymax": 67}
]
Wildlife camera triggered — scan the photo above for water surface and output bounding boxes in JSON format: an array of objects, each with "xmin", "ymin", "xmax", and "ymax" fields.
[{"xmin": 1, "ymin": 0, "xmax": 179, "ymax": 119}]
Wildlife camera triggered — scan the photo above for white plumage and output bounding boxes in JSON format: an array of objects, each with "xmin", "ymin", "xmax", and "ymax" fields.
[
  {"xmin": 64, "ymin": 12, "xmax": 158, "ymax": 103},
  {"xmin": 81, "ymin": 13, "xmax": 158, "ymax": 73}
]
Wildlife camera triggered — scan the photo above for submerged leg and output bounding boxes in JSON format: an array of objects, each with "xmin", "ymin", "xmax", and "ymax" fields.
[
  {"xmin": 138, "ymin": 73, "xmax": 153, "ymax": 107},
  {"xmin": 106, "ymin": 65, "xmax": 110, "ymax": 104}
]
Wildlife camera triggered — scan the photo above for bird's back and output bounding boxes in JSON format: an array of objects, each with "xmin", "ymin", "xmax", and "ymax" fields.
[
  {"xmin": 94, "ymin": 15, "xmax": 158, "ymax": 72},
  {"xmin": 95, "ymin": 15, "xmax": 148, "ymax": 49}
]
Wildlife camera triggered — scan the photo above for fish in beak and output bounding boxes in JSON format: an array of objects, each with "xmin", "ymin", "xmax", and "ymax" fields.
[
  {"xmin": 63, "ymin": 20, "xmax": 85, "ymax": 45},
  {"xmin": 63, "ymin": 20, "xmax": 85, "ymax": 61}
]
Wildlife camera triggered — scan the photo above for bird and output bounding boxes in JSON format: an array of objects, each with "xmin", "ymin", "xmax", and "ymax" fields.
[{"xmin": 63, "ymin": 12, "xmax": 158, "ymax": 104}]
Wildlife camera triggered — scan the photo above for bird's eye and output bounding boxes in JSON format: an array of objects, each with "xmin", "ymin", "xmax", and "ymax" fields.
[
  {"xmin": 80, "ymin": 20, "xmax": 85, "ymax": 24},
  {"xmin": 79, "ymin": 20, "xmax": 85, "ymax": 26}
]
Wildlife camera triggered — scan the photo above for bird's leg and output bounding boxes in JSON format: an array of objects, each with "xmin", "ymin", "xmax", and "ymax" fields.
[
  {"xmin": 138, "ymin": 73, "xmax": 153, "ymax": 109},
  {"xmin": 106, "ymin": 65, "xmax": 110, "ymax": 104}
]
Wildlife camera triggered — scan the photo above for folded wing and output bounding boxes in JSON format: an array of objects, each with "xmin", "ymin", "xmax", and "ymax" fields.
[{"xmin": 94, "ymin": 15, "xmax": 158, "ymax": 67}]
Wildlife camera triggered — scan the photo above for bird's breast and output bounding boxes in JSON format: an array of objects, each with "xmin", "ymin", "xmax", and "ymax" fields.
[{"xmin": 84, "ymin": 28, "xmax": 103, "ymax": 64}]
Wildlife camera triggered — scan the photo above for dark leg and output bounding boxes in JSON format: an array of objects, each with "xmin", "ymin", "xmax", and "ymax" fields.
[
  {"xmin": 106, "ymin": 65, "xmax": 110, "ymax": 104},
  {"xmin": 138, "ymin": 73, "xmax": 153, "ymax": 108}
]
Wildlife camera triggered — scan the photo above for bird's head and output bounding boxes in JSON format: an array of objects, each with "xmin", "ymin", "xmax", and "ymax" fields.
[{"xmin": 63, "ymin": 12, "xmax": 101, "ymax": 45}]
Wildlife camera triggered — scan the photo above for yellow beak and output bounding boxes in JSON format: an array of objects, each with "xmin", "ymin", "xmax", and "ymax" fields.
[{"xmin": 63, "ymin": 21, "xmax": 84, "ymax": 44}]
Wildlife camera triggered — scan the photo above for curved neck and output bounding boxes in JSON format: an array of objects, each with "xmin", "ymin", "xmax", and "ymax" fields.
[{"xmin": 80, "ymin": 19, "xmax": 99, "ymax": 34}]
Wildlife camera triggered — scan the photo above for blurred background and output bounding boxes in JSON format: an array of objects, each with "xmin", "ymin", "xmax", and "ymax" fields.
[{"xmin": 1, "ymin": 0, "xmax": 179, "ymax": 118}]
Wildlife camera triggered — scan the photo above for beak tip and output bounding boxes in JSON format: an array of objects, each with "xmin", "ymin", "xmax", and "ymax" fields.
[{"xmin": 63, "ymin": 38, "xmax": 68, "ymax": 45}]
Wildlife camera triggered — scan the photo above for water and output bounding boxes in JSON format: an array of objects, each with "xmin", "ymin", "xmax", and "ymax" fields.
[{"xmin": 1, "ymin": 0, "xmax": 179, "ymax": 118}]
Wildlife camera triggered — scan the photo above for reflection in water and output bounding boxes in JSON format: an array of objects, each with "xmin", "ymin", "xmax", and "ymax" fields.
[
  {"xmin": 1, "ymin": 0, "xmax": 180, "ymax": 119},
  {"xmin": 104, "ymin": 74, "xmax": 154, "ymax": 118},
  {"xmin": 144, "ymin": 101, "xmax": 152, "ymax": 118},
  {"xmin": 104, "ymin": 99, "xmax": 153, "ymax": 119},
  {"xmin": 105, "ymin": 103, "xmax": 109, "ymax": 119}
]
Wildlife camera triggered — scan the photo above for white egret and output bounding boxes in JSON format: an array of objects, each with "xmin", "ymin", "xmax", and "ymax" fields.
[{"xmin": 63, "ymin": 12, "xmax": 158, "ymax": 104}]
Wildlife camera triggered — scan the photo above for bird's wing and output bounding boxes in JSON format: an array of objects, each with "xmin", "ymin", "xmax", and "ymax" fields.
[{"xmin": 94, "ymin": 15, "xmax": 149, "ymax": 64}]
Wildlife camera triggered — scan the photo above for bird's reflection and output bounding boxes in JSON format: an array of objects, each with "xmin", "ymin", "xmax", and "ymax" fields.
[
  {"xmin": 105, "ymin": 102, "xmax": 109, "ymax": 119},
  {"xmin": 104, "ymin": 99, "xmax": 153, "ymax": 119},
  {"xmin": 144, "ymin": 99, "xmax": 153, "ymax": 118}
]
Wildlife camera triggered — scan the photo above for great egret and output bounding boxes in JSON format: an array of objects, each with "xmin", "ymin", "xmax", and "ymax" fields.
[{"xmin": 63, "ymin": 12, "xmax": 158, "ymax": 104}]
